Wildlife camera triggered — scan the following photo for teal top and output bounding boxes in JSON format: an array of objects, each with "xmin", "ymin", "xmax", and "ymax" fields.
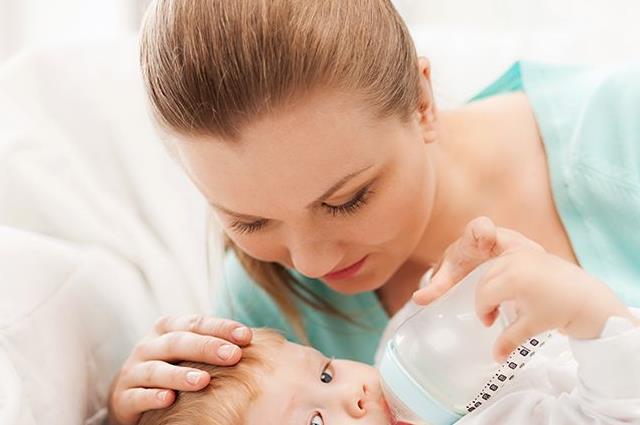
[
  {"xmin": 217, "ymin": 255, "xmax": 389, "ymax": 364},
  {"xmin": 474, "ymin": 61, "xmax": 640, "ymax": 308},
  {"xmin": 216, "ymin": 61, "xmax": 640, "ymax": 365}
]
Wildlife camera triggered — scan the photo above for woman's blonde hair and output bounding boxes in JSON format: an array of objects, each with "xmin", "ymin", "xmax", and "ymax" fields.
[
  {"xmin": 140, "ymin": 0, "xmax": 421, "ymax": 337},
  {"xmin": 138, "ymin": 329, "xmax": 285, "ymax": 425}
]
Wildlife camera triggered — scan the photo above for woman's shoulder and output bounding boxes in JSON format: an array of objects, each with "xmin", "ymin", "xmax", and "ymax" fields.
[
  {"xmin": 526, "ymin": 62, "xmax": 640, "ymax": 305},
  {"xmin": 520, "ymin": 61, "xmax": 640, "ymax": 112},
  {"xmin": 524, "ymin": 61, "xmax": 640, "ymax": 174}
]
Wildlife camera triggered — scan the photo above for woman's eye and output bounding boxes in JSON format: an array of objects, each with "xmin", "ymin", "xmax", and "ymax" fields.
[
  {"xmin": 323, "ymin": 185, "xmax": 373, "ymax": 217},
  {"xmin": 310, "ymin": 413, "xmax": 324, "ymax": 425},
  {"xmin": 229, "ymin": 219, "xmax": 268, "ymax": 235}
]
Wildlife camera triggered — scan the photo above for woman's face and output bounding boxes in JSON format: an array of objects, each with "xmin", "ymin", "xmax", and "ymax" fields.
[{"xmin": 177, "ymin": 91, "xmax": 436, "ymax": 294}]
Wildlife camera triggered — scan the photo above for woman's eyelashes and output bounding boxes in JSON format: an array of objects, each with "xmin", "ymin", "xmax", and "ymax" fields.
[
  {"xmin": 229, "ymin": 218, "xmax": 268, "ymax": 235},
  {"xmin": 323, "ymin": 184, "xmax": 374, "ymax": 217},
  {"xmin": 229, "ymin": 184, "xmax": 375, "ymax": 234}
]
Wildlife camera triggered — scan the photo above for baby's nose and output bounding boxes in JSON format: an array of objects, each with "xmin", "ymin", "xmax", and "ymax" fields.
[{"xmin": 344, "ymin": 384, "xmax": 367, "ymax": 418}]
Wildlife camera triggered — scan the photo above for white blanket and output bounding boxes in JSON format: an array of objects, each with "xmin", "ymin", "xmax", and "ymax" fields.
[{"xmin": 0, "ymin": 38, "xmax": 220, "ymax": 424}]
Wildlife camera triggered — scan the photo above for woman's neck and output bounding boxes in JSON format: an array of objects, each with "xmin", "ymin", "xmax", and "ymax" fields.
[{"xmin": 410, "ymin": 99, "xmax": 508, "ymax": 267}]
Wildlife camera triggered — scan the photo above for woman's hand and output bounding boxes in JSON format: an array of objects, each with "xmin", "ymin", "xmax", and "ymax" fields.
[
  {"xmin": 108, "ymin": 315, "xmax": 252, "ymax": 425},
  {"xmin": 413, "ymin": 216, "xmax": 543, "ymax": 306},
  {"xmin": 475, "ymin": 248, "xmax": 635, "ymax": 361},
  {"xmin": 413, "ymin": 216, "xmax": 636, "ymax": 361}
]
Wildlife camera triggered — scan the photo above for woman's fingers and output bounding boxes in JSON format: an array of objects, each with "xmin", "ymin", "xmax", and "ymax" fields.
[
  {"xmin": 496, "ymin": 228, "xmax": 544, "ymax": 253},
  {"xmin": 493, "ymin": 317, "xmax": 538, "ymax": 362},
  {"xmin": 414, "ymin": 217, "xmax": 498, "ymax": 305},
  {"xmin": 123, "ymin": 360, "xmax": 211, "ymax": 392},
  {"xmin": 111, "ymin": 387, "xmax": 176, "ymax": 425},
  {"xmin": 414, "ymin": 247, "xmax": 457, "ymax": 305},
  {"xmin": 412, "ymin": 286, "xmax": 441, "ymax": 305},
  {"xmin": 107, "ymin": 316, "xmax": 255, "ymax": 425},
  {"xmin": 436, "ymin": 217, "xmax": 498, "ymax": 278},
  {"xmin": 153, "ymin": 315, "xmax": 252, "ymax": 345},
  {"xmin": 475, "ymin": 265, "xmax": 511, "ymax": 320},
  {"xmin": 132, "ymin": 331, "xmax": 242, "ymax": 365},
  {"xmin": 462, "ymin": 216, "xmax": 498, "ymax": 257}
]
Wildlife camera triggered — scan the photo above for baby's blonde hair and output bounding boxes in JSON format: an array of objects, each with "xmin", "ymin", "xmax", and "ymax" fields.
[
  {"xmin": 139, "ymin": 0, "xmax": 422, "ymax": 338},
  {"xmin": 138, "ymin": 329, "xmax": 285, "ymax": 425}
]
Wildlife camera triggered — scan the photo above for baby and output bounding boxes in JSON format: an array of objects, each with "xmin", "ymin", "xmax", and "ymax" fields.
[
  {"xmin": 138, "ymin": 329, "xmax": 393, "ymax": 425},
  {"xmin": 138, "ymin": 313, "xmax": 640, "ymax": 425},
  {"xmin": 139, "ymin": 251, "xmax": 640, "ymax": 425}
]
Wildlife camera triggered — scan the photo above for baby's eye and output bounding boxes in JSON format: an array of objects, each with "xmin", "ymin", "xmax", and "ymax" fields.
[
  {"xmin": 320, "ymin": 360, "xmax": 333, "ymax": 383},
  {"xmin": 310, "ymin": 413, "xmax": 324, "ymax": 425}
]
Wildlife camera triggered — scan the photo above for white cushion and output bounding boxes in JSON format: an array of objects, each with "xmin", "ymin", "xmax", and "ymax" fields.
[
  {"xmin": 0, "ymin": 227, "xmax": 156, "ymax": 425},
  {"xmin": 0, "ymin": 38, "xmax": 220, "ymax": 425}
]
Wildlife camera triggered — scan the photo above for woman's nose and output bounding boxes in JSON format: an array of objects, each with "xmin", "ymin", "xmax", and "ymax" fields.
[
  {"xmin": 287, "ymin": 231, "xmax": 341, "ymax": 279},
  {"xmin": 290, "ymin": 242, "xmax": 341, "ymax": 279}
]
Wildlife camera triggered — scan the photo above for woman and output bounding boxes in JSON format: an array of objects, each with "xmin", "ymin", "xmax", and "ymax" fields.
[{"xmin": 108, "ymin": 1, "xmax": 640, "ymax": 424}]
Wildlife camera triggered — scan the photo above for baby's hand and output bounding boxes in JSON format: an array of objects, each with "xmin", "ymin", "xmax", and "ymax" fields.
[
  {"xmin": 413, "ymin": 216, "xmax": 543, "ymax": 306},
  {"xmin": 476, "ymin": 248, "xmax": 635, "ymax": 361}
]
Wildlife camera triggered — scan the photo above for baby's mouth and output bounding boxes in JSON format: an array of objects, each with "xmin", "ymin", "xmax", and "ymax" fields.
[
  {"xmin": 380, "ymin": 397, "xmax": 413, "ymax": 425},
  {"xmin": 380, "ymin": 397, "xmax": 395, "ymax": 424}
]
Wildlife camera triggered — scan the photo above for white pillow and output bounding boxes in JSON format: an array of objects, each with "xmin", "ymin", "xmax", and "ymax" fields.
[
  {"xmin": 0, "ymin": 38, "xmax": 218, "ymax": 425},
  {"xmin": 0, "ymin": 227, "xmax": 157, "ymax": 425}
]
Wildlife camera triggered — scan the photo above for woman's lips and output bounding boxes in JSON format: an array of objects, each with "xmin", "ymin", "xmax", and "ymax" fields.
[{"xmin": 323, "ymin": 256, "xmax": 368, "ymax": 281}]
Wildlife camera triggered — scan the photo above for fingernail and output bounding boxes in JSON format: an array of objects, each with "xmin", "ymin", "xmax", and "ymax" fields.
[
  {"xmin": 157, "ymin": 390, "xmax": 169, "ymax": 401},
  {"xmin": 186, "ymin": 371, "xmax": 203, "ymax": 385},
  {"xmin": 232, "ymin": 327, "xmax": 249, "ymax": 341},
  {"xmin": 218, "ymin": 344, "xmax": 237, "ymax": 360}
]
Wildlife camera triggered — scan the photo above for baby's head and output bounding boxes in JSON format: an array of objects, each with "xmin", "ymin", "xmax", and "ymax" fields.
[{"xmin": 139, "ymin": 329, "xmax": 392, "ymax": 425}]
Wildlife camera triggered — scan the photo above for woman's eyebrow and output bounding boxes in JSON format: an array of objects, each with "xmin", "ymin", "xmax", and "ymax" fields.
[
  {"xmin": 210, "ymin": 164, "xmax": 374, "ymax": 219},
  {"xmin": 306, "ymin": 164, "xmax": 373, "ymax": 208},
  {"xmin": 207, "ymin": 202, "xmax": 263, "ymax": 221}
]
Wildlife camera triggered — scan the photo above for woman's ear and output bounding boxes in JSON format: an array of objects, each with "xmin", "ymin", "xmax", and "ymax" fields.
[{"xmin": 416, "ymin": 57, "xmax": 438, "ymax": 144}]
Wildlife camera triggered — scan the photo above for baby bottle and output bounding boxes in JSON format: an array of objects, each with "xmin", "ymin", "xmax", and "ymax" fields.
[{"xmin": 379, "ymin": 262, "xmax": 547, "ymax": 425}]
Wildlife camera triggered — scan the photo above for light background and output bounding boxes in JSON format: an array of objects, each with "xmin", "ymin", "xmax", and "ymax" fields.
[{"xmin": 2, "ymin": 1, "xmax": 639, "ymax": 63}]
